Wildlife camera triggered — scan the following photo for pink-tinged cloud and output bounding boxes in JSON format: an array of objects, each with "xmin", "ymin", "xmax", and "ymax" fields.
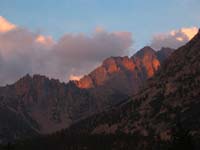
[
  {"xmin": 35, "ymin": 35, "xmax": 55, "ymax": 47},
  {"xmin": 69, "ymin": 75, "xmax": 83, "ymax": 81},
  {"xmin": 0, "ymin": 16, "xmax": 16, "ymax": 33},
  {"xmin": 0, "ymin": 17, "xmax": 133, "ymax": 85},
  {"xmin": 151, "ymin": 27, "xmax": 198, "ymax": 50}
]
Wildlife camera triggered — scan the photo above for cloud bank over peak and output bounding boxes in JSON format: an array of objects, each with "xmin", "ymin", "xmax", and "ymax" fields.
[
  {"xmin": 0, "ymin": 16, "xmax": 132, "ymax": 85},
  {"xmin": 151, "ymin": 27, "xmax": 198, "ymax": 50},
  {"xmin": 0, "ymin": 16, "xmax": 198, "ymax": 85}
]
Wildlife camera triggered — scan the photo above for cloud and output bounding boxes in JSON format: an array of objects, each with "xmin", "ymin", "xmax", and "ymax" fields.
[
  {"xmin": 151, "ymin": 27, "xmax": 198, "ymax": 50},
  {"xmin": 0, "ymin": 16, "xmax": 16, "ymax": 33},
  {"xmin": 179, "ymin": 27, "xmax": 199, "ymax": 39},
  {"xmin": 69, "ymin": 75, "xmax": 83, "ymax": 81},
  {"xmin": 35, "ymin": 35, "xmax": 54, "ymax": 47},
  {"xmin": 0, "ymin": 16, "xmax": 132, "ymax": 85}
]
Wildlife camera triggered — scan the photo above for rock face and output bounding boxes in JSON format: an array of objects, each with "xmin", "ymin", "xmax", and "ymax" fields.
[
  {"xmin": 0, "ymin": 46, "xmax": 173, "ymax": 142},
  {"xmin": 0, "ymin": 75, "xmax": 90, "ymax": 142},
  {"xmin": 75, "ymin": 47, "xmax": 173, "ymax": 95},
  {"xmin": 69, "ymin": 29, "xmax": 200, "ymax": 145}
]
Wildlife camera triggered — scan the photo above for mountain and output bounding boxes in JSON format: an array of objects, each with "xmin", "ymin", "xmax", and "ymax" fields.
[
  {"xmin": 75, "ymin": 47, "xmax": 173, "ymax": 94},
  {"xmin": 8, "ymin": 30, "xmax": 200, "ymax": 150},
  {"xmin": 0, "ymin": 47, "xmax": 173, "ymax": 143},
  {"xmin": 0, "ymin": 74, "xmax": 92, "ymax": 143},
  {"xmin": 64, "ymin": 29, "xmax": 200, "ymax": 149}
]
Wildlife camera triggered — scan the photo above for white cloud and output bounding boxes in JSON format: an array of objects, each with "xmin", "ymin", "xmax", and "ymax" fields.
[
  {"xmin": 0, "ymin": 16, "xmax": 16, "ymax": 33},
  {"xmin": 178, "ymin": 27, "xmax": 198, "ymax": 39},
  {"xmin": 151, "ymin": 27, "xmax": 198, "ymax": 50},
  {"xmin": 0, "ymin": 16, "xmax": 133, "ymax": 85}
]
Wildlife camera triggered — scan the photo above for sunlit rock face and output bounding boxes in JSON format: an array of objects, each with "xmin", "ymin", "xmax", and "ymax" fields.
[
  {"xmin": 133, "ymin": 46, "xmax": 161, "ymax": 78},
  {"xmin": 75, "ymin": 75, "xmax": 94, "ymax": 89},
  {"xmin": 75, "ymin": 46, "xmax": 173, "ymax": 95}
]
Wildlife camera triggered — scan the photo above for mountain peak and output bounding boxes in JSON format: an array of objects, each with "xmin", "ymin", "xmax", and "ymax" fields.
[
  {"xmin": 134, "ymin": 46, "xmax": 156, "ymax": 58},
  {"xmin": 75, "ymin": 45, "xmax": 171, "ymax": 90},
  {"xmin": 193, "ymin": 28, "xmax": 200, "ymax": 39},
  {"xmin": 15, "ymin": 74, "xmax": 32, "ymax": 85},
  {"xmin": 197, "ymin": 28, "xmax": 200, "ymax": 35},
  {"xmin": 140, "ymin": 46, "xmax": 155, "ymax": 52}
]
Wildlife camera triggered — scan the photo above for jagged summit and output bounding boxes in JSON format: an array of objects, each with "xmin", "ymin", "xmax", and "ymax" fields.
[
  {"xmin": 75, "ymin": 46, "xmax": 173, "ymax": 89},
  {"xmin": 134, "ymin": 46, "xmax": 156, "ymax": 58}
]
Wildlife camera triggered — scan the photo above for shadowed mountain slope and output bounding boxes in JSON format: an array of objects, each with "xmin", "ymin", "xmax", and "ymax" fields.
[
  {"xmin": 8, "ymin": 31, "xmax": 200, "ymax": 150},
  {"xmin": 65, "ymin": 29, "xmax": 200, "ymax": 148},
  {"xmin": 0, "ymin": 47, "xmax": 173, "ymax": 143}
]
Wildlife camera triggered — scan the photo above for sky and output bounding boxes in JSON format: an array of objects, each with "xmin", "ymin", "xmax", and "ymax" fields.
[
  {"xmin": 0, "ymin": 0, "xmax": 199, "ymax": 85},
  {"xmin": 1, "ymin": 0, "xmax": 200, "ymax": 49}
]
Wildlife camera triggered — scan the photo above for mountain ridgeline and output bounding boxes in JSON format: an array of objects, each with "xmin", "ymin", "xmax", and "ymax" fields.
[
  {"xmin": 8, "ymin": 29, "xmax": 200, "ymax": 150},
  {"xmin": 75, "ymin": 47, "xmax": 172, "ymax": 91},
  {"xmin": 0, "ymin": 45, "xmax": 173, "ymax": 143},
  {"xmin": 66, "ymin": 29, "xmax": 200, "ymax": 149}
]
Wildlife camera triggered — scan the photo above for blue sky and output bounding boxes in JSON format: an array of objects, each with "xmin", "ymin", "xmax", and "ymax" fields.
[{"xmin": 1, "ymin": 0, "xmax": 199, "ymax": 49}]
